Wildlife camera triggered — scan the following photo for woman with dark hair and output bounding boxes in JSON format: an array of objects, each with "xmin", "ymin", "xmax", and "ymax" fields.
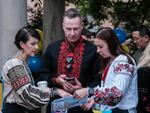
[
  {"xmin": 73, "ymin": 27, "xmax": 138, "ymax": 113},
  {"xmin": 1, "ymin": 26, "xmax": 69, "ymax": 113}
]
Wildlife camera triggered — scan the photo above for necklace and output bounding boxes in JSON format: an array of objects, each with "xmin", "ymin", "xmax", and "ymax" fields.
[{"xmin": 15, "ymin": 51, "xmax": 27, "ymax": 63}]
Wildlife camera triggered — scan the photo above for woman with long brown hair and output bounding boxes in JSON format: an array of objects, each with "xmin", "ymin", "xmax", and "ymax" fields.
[{"xmin": 74, "ymin": 27, "xmax": 138, "ymax": 113}]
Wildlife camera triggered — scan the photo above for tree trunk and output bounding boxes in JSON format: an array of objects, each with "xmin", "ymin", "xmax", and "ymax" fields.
[{"xmin": 43, "ymin": 0, "xmax": 65, "ymax": 51}]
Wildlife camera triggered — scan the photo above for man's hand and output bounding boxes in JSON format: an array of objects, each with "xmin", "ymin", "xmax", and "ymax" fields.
[
  {"xmin": 73, "ymin": 88, "xmax": 88, "ymax": 99},
  {"xmin": 57, "ymin": 89, "xmax": 72, "ymax": 97},
  {"xmin": 55, "ymin": 74, "xmax": 67, "ymax": 85},
  {"xmin": 63, "ymin": 78, "xmax": 83, "ymax": 94}
]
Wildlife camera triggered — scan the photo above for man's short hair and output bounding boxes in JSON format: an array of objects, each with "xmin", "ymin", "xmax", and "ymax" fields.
[
  {"xmin": 63, "ymin": 8, "xmax": 81, "ymax": 19},
  {"xmin": 132, "ymin": 24, "xmax": 150, "ymax": 38}
]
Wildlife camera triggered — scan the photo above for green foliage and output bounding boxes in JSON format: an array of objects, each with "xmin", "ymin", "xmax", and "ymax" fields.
[
  {"xmin": 28, "ymin": 0, "xmax": 150, "ymax": 32},
  {"xmin": 113, "ymin": 0, "xmax": 150, "ymax": 31},
  {"xmin": 88, "ymin": 0, "xmax": 112, "ymax": 21},
  {"xmin": 67, "ymin": 0, "xmax": 150, "ymax": 32},
  {"xmin": 70, "ymin": 0, "xmax": 111, "ymax": 33}
]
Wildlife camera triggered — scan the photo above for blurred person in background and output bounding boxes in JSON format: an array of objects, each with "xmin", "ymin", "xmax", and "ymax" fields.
[{"xmin": 132, "ymin": 24, "xmax": 150, "ymax": 113}]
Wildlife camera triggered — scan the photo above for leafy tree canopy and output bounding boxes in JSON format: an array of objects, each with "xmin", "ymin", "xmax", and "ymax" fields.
[
  {"xmin": 67, "ymin": 0, "xmax": 150, "ymax": 32},
  {"xmin": 28, "ymin": 0, "xmax": 150, "ymax": 32}
]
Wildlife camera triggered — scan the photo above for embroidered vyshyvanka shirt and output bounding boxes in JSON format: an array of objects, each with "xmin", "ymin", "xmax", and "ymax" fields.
[
  {"xmin": 93, "ymin": 54, "xmax": 138, "ymax": 113},
  {"xmin": 1, "ymin": 56, "xmax": 53, "ymax": 110},
  {"xmin": 39, "ymin": 39, "xmax": 101, "ymax": 88}
]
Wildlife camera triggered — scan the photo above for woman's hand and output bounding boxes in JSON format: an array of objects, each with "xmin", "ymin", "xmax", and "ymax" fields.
[
  {"xmin": 55, "ymin": 74, "xmax": 67, "ymax": 85},
  {"xmin": 73, "ymin": 88, "xmax": 88, "ymax": 99},
  {"xmin": 81, "ymin": 97, "xmax": 95, "ymax": 111}
]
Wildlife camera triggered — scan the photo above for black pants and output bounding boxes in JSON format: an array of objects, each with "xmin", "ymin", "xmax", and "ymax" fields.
[
  {"xmin": 3, "ymin": 103, "xmax": 30, "ymax": 113},
  {"xmin": 137, "ymin": 67, "xmax": 150, "ymax": 113},
  {"xmin": 112, "ymin": 108, "xmax": 129, "ymax": 113}
]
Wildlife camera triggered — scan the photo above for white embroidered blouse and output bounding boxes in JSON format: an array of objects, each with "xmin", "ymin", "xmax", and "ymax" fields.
[
  {"xmin": 1, "ymin": 56, "xmax": 53, "ymax": 110},
  {"xmin": 93, "ymin": 54, "xmax": 138, "ymax": 113}
]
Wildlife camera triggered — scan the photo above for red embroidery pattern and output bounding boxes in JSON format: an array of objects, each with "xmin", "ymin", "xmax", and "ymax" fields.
[
  {"xmin": 114, "ymin": 63, "xmax": 135, "ymax": 75},
  {"xmin": 101, "ymin": 64, "xmax": 110, "ymax": 86},
  {"xmin": 57, "ymin": 38, "xmax": 85, "ymax": 78},
  {"xmin": 94, "ymin": 86, "xmax": 123, "ymax": 106},
  {"xmin": 12, "ymin": 76, "xmax": 30, "ymax": 90}
]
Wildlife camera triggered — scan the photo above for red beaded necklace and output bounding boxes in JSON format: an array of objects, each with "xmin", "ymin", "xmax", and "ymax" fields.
[{"xmin": 57, "ymin": 37, "xmax": 85, "ymax": 78}]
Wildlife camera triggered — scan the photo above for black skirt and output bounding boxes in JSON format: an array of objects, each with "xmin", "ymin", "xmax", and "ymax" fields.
[
  {"xmin": 112, "ymin": 108, "xmax": 128, "ymax": 113},
  {"xmin": 3, "ymin": 103, "xmax": 30, "ymax": 113}
]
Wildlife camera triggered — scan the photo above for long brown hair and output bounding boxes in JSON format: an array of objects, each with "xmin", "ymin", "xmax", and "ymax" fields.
[{"xmin": 96, "ymin": 27, "xmax": 133, "ymax": 69}]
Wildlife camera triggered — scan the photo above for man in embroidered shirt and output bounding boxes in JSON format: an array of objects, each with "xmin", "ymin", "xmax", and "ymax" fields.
[{"xmin": 38, "ymin": 8, "xmax": 101, "ymax": 113}]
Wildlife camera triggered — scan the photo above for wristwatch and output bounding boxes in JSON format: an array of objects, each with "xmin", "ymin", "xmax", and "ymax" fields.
[
  {"xmin": 50, "ymin": 87, "xmax": 58, "ymax": 97},
  {"xmin": 88, "ymin": 87, "xmax": 94, "ymax": 96}
]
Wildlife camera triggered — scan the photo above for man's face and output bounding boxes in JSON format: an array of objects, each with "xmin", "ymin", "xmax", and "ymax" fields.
[
  {"xmin": 63, "ymin": 17, "xmax": 83, "ymax": 43},
  {"xmin": 132, "ymin": 31, "xmax": 148, "ymax": 49}
]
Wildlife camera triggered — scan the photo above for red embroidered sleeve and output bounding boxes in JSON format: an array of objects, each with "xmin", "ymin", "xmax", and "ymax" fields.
[
  {"xmin": 8, "ymin": 65, "xmax": 30, "ymax": 91},
  {"xmin": 7, "ymin": 65, "xmax": 52, "ymax": 108},
  {"xmin": 114, "ymin": 62, "xmax": 135, "ymax": 77},
  {"xmin": 94, "ymin": 86, "xmax": 123, "ymax": 106}
]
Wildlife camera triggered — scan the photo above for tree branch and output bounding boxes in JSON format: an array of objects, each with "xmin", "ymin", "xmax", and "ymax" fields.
[{"xmin": 114, "ymin": 0, "xmax": 131, "ymax": 28}]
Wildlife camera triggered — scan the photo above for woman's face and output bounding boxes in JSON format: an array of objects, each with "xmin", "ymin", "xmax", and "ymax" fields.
[
  {"xmin": 21, "ymin": 36, "xmax": 39, "ymax": 56},
  {"xmin": 94, "ymin": 38, "xmax": 112, "ymax": 58}
]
